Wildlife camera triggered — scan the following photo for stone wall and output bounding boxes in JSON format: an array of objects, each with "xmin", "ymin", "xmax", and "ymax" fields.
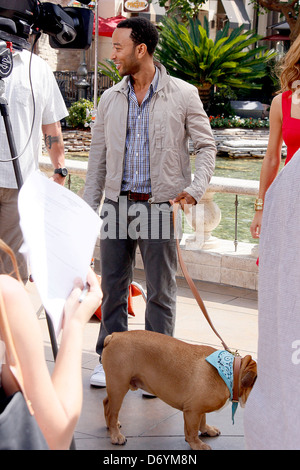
[
  {"xmin": 213, "ymin": 128, "xmax": 282, "ymax": 158},
  {"xmin": 61, "ymin": 128, "xmax": 271, "ymax": 157},
  {"xmin": 63, "ymin": 130, "xmax": 92, "ymax": 153}
]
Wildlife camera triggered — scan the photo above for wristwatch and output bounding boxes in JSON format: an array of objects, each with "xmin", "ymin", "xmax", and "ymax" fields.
[{"xmin": 54, "ymin": 167, "xmax": 68, "ymax": 177}]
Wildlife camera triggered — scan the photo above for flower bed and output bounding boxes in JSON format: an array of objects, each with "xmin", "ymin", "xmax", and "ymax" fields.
[{"xmin": 209, "ymin": 115, "xmax": 269, "ymax": 129}]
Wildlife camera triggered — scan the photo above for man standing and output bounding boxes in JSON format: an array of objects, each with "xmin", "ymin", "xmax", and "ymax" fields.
[
  {"xmin": 0, "ymin": 46, "xmax": 68, "ymax": 283},
  {"xmin": 84, "ymin": 17, "xmax": 216, "ymax": 387}
]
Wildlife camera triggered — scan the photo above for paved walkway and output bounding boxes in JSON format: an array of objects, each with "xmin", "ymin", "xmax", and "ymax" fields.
[{"xmin": 28, "ymin": 269, "xmax": 258, "ymax": 452}]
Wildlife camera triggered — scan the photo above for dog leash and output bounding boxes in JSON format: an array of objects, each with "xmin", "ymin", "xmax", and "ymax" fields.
[{"xmin": 172, "ymin": 202, "xmax": 231, "ymax": 352}]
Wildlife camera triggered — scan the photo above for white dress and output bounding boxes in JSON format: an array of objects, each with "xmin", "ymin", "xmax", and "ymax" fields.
[{"xmin": 244, "ymin": 149, "xmax": 300, "ymax": 450}]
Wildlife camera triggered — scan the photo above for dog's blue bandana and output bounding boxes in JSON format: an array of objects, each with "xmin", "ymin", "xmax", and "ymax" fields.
[{"xmin": 205, "ymin": 350, "xmax": 238, "ymax": 424}]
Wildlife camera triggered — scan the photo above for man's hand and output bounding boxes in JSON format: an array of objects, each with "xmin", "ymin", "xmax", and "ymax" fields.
[
  {"xmin": 170, "ymin": 191, "xmax": 197, "ymax": 209},
  {"xmin": 50, "ymin": 172, "xmax": 66, "ymax": 186}
]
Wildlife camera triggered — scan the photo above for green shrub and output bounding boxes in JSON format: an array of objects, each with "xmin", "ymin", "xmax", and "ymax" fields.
[
  {"xmin": 155, "ymin": 16, "xmax": 277, "ymax": 111},
  {"xmin": 66, "ymin": 98, "xmax": 94, "ymax": 128}
]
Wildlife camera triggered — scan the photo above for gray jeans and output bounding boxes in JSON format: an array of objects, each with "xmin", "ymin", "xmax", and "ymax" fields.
[{"xmin": 96, "ymin": 197, "xmax": 177, "ymax": 357}]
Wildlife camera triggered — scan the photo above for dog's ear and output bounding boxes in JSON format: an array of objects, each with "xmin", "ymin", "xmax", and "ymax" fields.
[
  {"xmin": 240, "ymin": 355, "xmax": 257, "ymax": 389},
  {"xmin": 241, "ymin": 370, "xmax": 257, "ymax": 388}
]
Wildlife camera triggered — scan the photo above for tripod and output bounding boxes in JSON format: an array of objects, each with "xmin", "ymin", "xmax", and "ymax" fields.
[{"xmin": 0, "ymin": 79, "xmax": 23, "ymax": 189}]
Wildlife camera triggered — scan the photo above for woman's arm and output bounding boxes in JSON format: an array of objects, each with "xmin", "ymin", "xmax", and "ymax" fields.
[
  {"xmin": 250, "ymin": 94, "xmax": 283, "ymax": 238},
  {"xmin": 0, "ymin": 268, "xmax": 102, "ymax": 450}
]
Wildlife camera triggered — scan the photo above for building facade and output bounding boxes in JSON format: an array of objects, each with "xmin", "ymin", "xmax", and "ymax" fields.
[{"xmin": 34, "ymin": 0, "xmax": 287, "ymax": 91}]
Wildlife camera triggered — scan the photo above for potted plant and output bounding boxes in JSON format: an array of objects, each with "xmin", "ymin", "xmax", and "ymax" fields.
[{"xmin": 155, "ymin": 16, "xmax": 277, "ymax": 109}]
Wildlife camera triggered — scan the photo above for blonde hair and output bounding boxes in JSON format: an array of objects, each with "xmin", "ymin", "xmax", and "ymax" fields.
[
  {"xmin": 279, "ymin": 34, "xmax": 300, "ymax": 92},
  {"xmin": 0, "ymin": 240, "xmax": 22, "ymax": 282},
  {"xmin": 0, "ymin": 240, "xmax": 21, "ymax": 349}
]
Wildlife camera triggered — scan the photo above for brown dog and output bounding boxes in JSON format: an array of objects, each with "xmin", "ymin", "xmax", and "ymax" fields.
[{"xmin": 102, "ymin": 330, "xmax": 257, "ymax": 450}]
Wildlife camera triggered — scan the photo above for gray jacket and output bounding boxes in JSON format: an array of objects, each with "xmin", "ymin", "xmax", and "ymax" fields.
[{"xmin": 83, "ymin": 62, "xmax": 216, "ymax": 211}]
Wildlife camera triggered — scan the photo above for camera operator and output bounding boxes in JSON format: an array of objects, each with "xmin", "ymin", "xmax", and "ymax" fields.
[{"xmin": 0, "ymin": 42, "xmax": 68, "ymax": 283}]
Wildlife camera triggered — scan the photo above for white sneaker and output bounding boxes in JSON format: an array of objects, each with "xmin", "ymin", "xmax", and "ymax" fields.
[
  {"xmin": 142, "ymin": 390, "xmax": 156, "ymax": 398},
  {"xmin": 90, "ymin": 363, "xmax": 106, "ymax": 387}
]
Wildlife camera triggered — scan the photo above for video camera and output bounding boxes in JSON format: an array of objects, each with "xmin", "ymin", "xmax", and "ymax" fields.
[{"xmin": 0, "ymin": 0, "xmax": 94, "ymax": 51}]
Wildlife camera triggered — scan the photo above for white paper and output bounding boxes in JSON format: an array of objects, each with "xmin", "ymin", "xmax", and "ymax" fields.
[{"xmin": 18, "ymin": 171, "xmax": 101, "ymax": 336}]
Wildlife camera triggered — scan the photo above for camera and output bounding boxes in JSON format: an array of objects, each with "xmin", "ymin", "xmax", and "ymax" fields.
[{"xmin": 0, "ymin": 0, "xmax": 94, "ymax": 50}]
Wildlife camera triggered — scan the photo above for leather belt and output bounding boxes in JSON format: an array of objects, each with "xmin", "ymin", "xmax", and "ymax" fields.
[{"xmin": 120, "ymin": 191, "xmax": 151, "ymax": 202}]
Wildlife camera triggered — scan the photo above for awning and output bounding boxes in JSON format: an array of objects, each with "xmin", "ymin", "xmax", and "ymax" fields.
[
  {"xmin": 263, "ymin": 34, "xmax": 290, "ymax": 41},
  {"xmin": 221, "ymin": 0, "xmax": 251, "ymax": 30},
  {"xmin": 270, "ymin": 21, "xmax": 290, "ymax": 31},
  {"xmin": 93, "ymin": 15, "xmax": 126, "ymax": 37}
]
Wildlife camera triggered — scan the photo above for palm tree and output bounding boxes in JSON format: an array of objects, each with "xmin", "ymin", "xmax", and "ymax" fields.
[
  {"xmin": 98, "ymin": 59, "xmax": 121, "ymax": 84},
  {"xmin": 155, "ymin": 16, "xmax": 277, "ymax": 109}
]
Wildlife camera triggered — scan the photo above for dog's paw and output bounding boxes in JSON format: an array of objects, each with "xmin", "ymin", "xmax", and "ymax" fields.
[
  {"xmin": 110, "ymin": 432, "xmax": 127, "ymax": 446},
  {"xmin": 188, "ymin": 439, "xmax": 211, "ymax": 450},
  {"xmin": 200, "ymin": 424, "xmax": 221, "ymax": 438}
]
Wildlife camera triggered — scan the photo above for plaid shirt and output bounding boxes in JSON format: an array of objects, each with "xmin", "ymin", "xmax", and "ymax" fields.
[{"xmin": 121, "ymin": 67, "xmax": 159, "ymax": 194}]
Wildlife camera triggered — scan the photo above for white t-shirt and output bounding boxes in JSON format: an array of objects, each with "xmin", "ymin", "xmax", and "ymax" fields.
[{"xmin": 0, "ymin": 49, "xmax": 68, "ymax": 188}]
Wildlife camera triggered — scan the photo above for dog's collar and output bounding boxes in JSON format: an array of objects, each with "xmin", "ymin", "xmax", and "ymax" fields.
[{"xmin": 206, "ymin": 350, "xmax": 241, "ymax": 424}]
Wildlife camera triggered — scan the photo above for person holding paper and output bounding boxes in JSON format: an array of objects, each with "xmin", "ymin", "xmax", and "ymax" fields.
[
  {"xmin": 0, "ymin": 240, "xmax": 102, "ymax": 450},
  {"xmin": 0, "ymin": 46, "xmax": 68, "ymax": 283},
  {"xmin": 18, "ymin": 170, "xmax": 102, "ymax": 336},
  {"xmin": 83, "ymin": 17, "xmax": 216, "ymax": 387}
]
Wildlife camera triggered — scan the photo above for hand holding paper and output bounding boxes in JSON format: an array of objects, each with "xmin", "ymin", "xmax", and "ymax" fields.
[{"xmin": 18, "ymin": 171, "xmax": 101, "ymax": 335}]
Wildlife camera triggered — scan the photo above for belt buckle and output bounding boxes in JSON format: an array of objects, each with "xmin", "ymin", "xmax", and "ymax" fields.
[{"xmin": 127, "ymin": 191, "xmax": 134, "ymax": 201}]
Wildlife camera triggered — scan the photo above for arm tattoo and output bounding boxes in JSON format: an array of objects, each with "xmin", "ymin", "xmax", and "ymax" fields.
[{"xmin": 44, "ymin": 134, "xmax": 62, "ymax": 150}]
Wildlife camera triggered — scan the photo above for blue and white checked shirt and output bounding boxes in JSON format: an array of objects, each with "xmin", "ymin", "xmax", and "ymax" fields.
[{"xmin": 121, "ymin": 67, "xmax": 159, "ymax": 194}]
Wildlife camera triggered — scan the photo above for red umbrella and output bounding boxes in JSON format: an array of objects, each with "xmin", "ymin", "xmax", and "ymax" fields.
[{"xmin": 93, "ymin": 15, "xmax": 126, "ymax": 37}]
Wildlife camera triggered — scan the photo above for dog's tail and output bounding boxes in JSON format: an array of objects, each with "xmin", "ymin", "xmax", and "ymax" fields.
[{"xmin": 104, "ymin": 334, "xmax": 113, "ymax": 348}]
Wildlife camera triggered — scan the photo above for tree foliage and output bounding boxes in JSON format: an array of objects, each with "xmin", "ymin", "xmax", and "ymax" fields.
[
  {"xmin": 157, "ymin": 0, "xmax": 207, "ymax": 20},
  {"xmin": 250, "ymin": 0, "xmax": 300, "ymax": 42}
]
